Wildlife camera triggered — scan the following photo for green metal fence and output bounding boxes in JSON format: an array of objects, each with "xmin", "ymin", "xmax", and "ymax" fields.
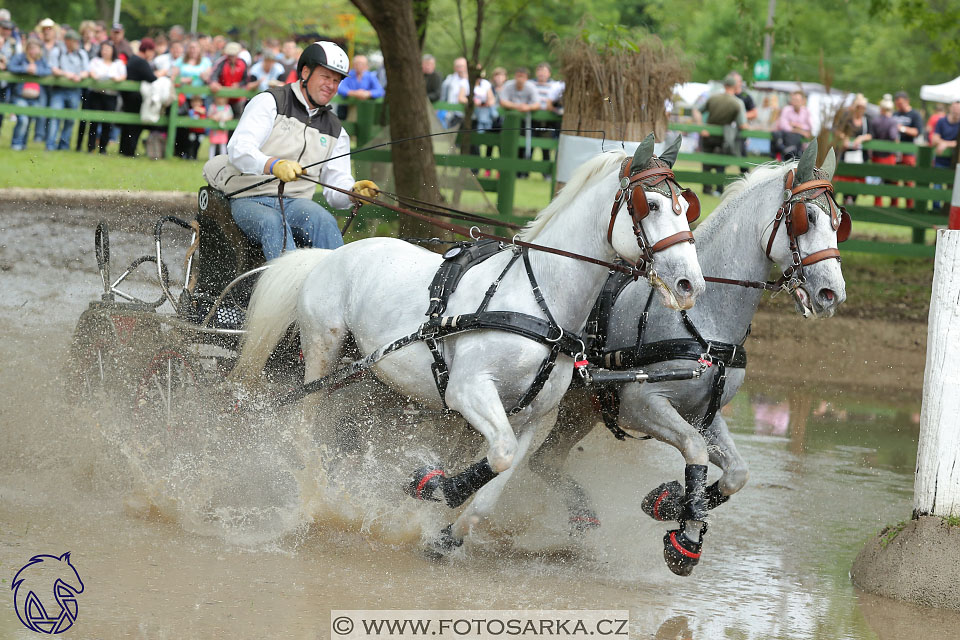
[{"xmin": 1, "ymin": 71, "xmax": 951, "ymax": 256}]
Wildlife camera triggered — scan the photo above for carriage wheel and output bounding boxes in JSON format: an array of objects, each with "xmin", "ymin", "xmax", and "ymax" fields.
[
  {"xmin": 67, "ymin": 309, "xmax": 123, "ymax": 401},
  {"xmin": 134, "ymin": 347, "xmax": 202, "ymax": 433}
]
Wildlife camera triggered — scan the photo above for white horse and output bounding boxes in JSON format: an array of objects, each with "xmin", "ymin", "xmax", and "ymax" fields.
[
  {"xmin": 234, "ymin": 137, "xmax": 705, "ymax": 550},
  {"xmin": 529, "ymin": 141, "xmax": 849, "ymax": 574}
]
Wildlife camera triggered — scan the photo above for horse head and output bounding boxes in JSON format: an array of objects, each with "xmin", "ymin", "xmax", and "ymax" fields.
[
  {"xmin": 764, "ymin": 140, "xmax": 848, "ymax": 318},
  {"xmin": 12, "ymin": 552, "xmax": 84, "ymax": 633},
  {"xmin": 609, "ymin": 133, "xmax": 705, "ymax": 310}
]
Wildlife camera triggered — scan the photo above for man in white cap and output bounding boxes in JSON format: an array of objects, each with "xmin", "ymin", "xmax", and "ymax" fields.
[
  {"xmin": 208, "ymin": 41, "xmax": 249, "ymax": 120},
  {"xmin": 203, "ymin": 41, "xmax": 379, "ymax": 260}
]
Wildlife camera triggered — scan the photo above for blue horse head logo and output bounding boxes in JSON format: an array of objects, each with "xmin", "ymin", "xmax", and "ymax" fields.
[{"xmin": 12, "ymin": 552, "xmax": 84, "ymax": 634}]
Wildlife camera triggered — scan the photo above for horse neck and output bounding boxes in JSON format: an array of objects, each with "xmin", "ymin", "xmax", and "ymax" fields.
[
  {"xmin": 524, "ymin": 178, "xmax": 617, "ymax": 331},
  {"xmin": 679, "ymin": 175, "xmax": 784, "ymax": 342}
]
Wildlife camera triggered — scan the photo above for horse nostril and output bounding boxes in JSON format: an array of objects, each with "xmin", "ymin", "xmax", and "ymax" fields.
[
  {"xmin": 677, "ymin": 279, "xmax": 693, "ymax": 295},
  {"xmin": 819, "ymin": 288, "xmax": 835, "ymax": 302}
]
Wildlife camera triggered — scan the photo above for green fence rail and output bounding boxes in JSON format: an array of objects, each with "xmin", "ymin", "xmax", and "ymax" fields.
[{"xmin": 1, "ymin": 72, "xmax": 951, "ymax": 256}]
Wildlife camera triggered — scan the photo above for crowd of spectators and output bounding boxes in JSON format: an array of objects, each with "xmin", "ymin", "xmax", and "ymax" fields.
[
  {"xmin": 690, "ymin": 71, "xmax": 959, "ymax": 205},
  {"xmin": 0, "ymin": 9, "xmax": 565, "ymax": 175}
]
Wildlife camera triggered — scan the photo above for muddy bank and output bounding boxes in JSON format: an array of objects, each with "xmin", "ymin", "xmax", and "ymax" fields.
[{"xmin": 852, "ymin": 517, "xmax": 960, "ymax": 610}]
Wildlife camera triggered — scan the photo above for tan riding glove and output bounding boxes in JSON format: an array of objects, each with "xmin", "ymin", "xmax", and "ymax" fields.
[
  {"xmin": 351, "ymin": 179, "xmax": 380, "ymax": 202},
  {"xmin": 271, "ymin": 159, "xmax": 303, "ymax": 183}
]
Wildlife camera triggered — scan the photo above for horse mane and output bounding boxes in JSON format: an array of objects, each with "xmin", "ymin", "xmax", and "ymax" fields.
[
  {"xmin": 718, "ymin": 161, "xmax": 795, "ymax": 204},
  {"xmin": 519, "ymin": 150, "xmax": 626, "ymax": 241}
]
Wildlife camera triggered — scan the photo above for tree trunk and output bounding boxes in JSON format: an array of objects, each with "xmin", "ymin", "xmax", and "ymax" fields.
[{"xmin": 352, "ymin": 0, "xmax": 441, "ymax": 238}]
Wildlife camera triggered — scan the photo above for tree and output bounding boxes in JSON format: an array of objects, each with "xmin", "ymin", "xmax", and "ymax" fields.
[{"xmin": 350, "ymin": 0, "xmax": 441, "ymax": 237}]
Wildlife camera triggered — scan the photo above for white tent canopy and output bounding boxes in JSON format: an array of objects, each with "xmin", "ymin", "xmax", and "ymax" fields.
[{"xmin": 920, "ymin": 77, "xmax": 960, "ymax": 104}]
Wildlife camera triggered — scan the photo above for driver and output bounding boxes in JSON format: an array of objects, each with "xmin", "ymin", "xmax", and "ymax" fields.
[{"xmin": 203, "ymin": 40, "xmax": 378, "ymax": 260}]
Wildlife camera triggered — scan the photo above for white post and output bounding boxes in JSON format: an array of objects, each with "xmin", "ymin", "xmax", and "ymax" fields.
[
  {"xmin": 190, "ymin": 0, "xmax": 199, "ymax": 35},
  {"xmin": 112, "ymin": 0, "xmax": 121, "ymax": 25},
  {"xmin": 914, "ymin": 229, "xmax": 960, "ymax": 517}
]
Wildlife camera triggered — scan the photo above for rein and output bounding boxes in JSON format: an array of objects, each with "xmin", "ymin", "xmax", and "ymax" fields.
[{"xmin": 299, "ymin": 176, "xmax": 648, "ymax": 280}]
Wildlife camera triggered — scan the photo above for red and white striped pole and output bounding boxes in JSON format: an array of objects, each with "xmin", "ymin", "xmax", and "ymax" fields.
[{"xmin": 950, "ymin": 164, "xmax": 960, "ymax": 230}]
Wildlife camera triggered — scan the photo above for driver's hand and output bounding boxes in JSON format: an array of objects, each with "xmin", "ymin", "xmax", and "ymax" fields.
[
  {"xmin": 271, "ymin": 159, "xmax": 303, "ymax": 182},
  {"xmin": 351, "ymin": 179, "xmax": 379, "ymax": 201}
]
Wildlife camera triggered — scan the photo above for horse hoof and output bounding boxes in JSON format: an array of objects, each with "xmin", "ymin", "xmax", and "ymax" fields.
[
  {"xmin": 408, "ymin": 465, "xmax": 445, "ymax": 502},
  {"xmin": 568, "ymin": 510, "xmax": 601, "ymax": 535},
  {"xmin": 662, "ymin": 529, "xmax": 702, "ymax": 577},
  {"xmin": 424, "ymin": 524, "xmax": 463, "ymax": 561},
  {"xmin": 641, "ymin": 480, "xmax": 684, "ymax": 522}
]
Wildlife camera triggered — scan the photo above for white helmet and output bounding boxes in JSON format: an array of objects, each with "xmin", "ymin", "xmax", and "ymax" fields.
[{"xmin": 298, "ymin": 41, "xmax": 349, "ymax": 79}]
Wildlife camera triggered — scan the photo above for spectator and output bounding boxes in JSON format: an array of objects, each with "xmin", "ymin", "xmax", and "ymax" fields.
[
  {"xmin": 532, "ymin": 61, "xmax": 562, "ymax": 172},
  {"xmin": 118, "ymin": 37, "xmax": 158, "ymax": 156},
  {"xmin": 182, "ymin": 93, "xmax": 206, "ymax": 160},
  {"xmin": 693, "ymin": 73, "xmax": 746, "ymax": 195},
  {"xmin": 930, "ymin": 101, "xmax": 960, "ymax": 169},
  {"xmin": 868, "ymin": 94, "xmax": 900, "ymax": 207},
  {"xmin": 175, "ymin": 40, "xmax": 210, "ymax": 87},
  {"xmin": 892, "ymin": 90, "xmax": 923, "ymax": 208},
  {"xmin": 154, "ymin": 40, "xmax": 182, "ymax": 77},
  {"xmin": 34, "ymin": 18, "xmax": 62, "ymax": 145},
  {"xmin": 730, "ymin": 71, "xmax": 756, "ymax": 172},
  {"xmin": 279, "ymin": 40, "xmax": 299, "ymax": 76},
  {"xmin": 460, "ymin": 67, "xmax": 495, "ymax": 131},
  {"xmin": 247, "ymin": 53, "xmax": 284, "ymax": 92},
  {"xmin": 47, "ymin": 29, "xmax": 88, "ymax": 151},
  {"xmin": 109, "ymin": 22, "xmax": 133, "ymax": 62},
  {"xmin": 422, "ymin": 53, "xmax": 442, "ymax": 102},
  {"xmin": 8, "ymin": 38, "xmax": 51, "ymax": 150},
  {"xmin": 0, "ymin": 18, "xmax": 23, "ymax": 128},
  {"xmin": 86, "ymin": 40, "xmax": 125, "ymax": 154},
  {"xmin": 207, "ymin": 94, "xmax": 232, "ymax": 158},
  {"xmin": 197, "ymin": 34, "xmax": 214, "ymax": 61},
  {"xmin": 208, "ymin": 41, "xmax": 249, "ymax": 120},
  {"xmin": 499, "ymin": 66, "xmax": 540, "ymax": 176},
  {"xmin": 77, "ymin": 20, "xmax": 97, "ymax": 55},
  {"xmin": 926, "ymin": 104, "xmax": 946, "ymax": 144},
  {"xmin": 439, "ymin": 57, "xmax": 469, "ymax": 126},
  {"xmin": 754, "ymin": 93, "xmax": 780, "ymax": 130},
  {"xmin": 482, "ymin": 66, "xmax": 509, "ymax": 170},
  {"xmin": 260, "ymin": 38, "xmax": 281, "ymax": 62},
  {"xmin": 168, "ymin": 25, "xmax": 186, "ymax": 45},
  {"xmin": 773, "ymin": 90, "xmax": 812, "ymax": 160},
  {"xmin": 75, "ymin": 20, "xmax": 101, "ymax": 151},
  {"xmin": 835, "ymin": 94, "xmax": 872, "ymax": 204},
  {"xmin": 337, "ymin": 54, "xmax": 384, "ymax": 101}
]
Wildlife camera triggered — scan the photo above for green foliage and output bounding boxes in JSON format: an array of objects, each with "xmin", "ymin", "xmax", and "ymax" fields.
[
  {"xmin": 879, "ymin": 521, "xmax": 907, "ymax": 548},
  {"xmin": 943, "ymin": 515, "xmax": 960, "ymax": 528}
]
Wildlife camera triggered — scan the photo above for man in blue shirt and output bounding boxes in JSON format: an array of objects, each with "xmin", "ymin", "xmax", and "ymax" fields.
[
  {"xmin": 931, "ymin": 101, "xmax": 960, "ymax": 169},
  {"xmin": 8, "ymin": 38, "xmax": 51, "ymax": 150},
  {"xmin": 337, "ymin": 54, "xmax": 384, "ymax": 101},
  {"xmin": 47, "ymin": 30, "xmax": 88, "ymax": 150}
]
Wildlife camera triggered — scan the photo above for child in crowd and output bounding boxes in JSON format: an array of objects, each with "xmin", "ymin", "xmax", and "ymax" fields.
[
  {"xmin": 185, "ymin": 93, "xmax": 206, "ymax": 160},
  {"xmin": 207, "ymin": 94, "xmax": 232, "ymax": 158}
]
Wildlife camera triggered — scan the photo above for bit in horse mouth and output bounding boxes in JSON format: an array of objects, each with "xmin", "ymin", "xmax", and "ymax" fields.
[{"xmin": 793, "ymin": 287, "xmax": 817, "ymax": 318}]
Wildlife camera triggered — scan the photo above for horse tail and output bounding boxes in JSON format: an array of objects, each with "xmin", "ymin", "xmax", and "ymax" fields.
[{"xmin": 232, "ymin": 248, "xmax": 332, "ymax": 381}]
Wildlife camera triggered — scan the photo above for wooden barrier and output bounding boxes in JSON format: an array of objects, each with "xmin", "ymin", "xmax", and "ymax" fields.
[
  {"xmin": 913, "ymin": 229, "xmax": 960, "ymax": 517},
  {"xmin": 0, "ymin": 71, "xmax": 954, "ymax": 255}
]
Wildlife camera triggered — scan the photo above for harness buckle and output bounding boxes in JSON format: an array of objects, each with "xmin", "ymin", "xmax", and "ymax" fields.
[
  {"xmin": 545, "ymin": 325, "xmax": 565, "ymax": 344},
  {"xmin": 418, "ymin": 321, "xmax": 440, "ymax": 340}
]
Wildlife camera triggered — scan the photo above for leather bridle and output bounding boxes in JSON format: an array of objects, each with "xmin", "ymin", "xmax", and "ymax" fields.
[
  {"xmin": 763, "ymin": 168, "xmax": 851, "ymax": 292},
  {"xmin": 608, "ymin": 158, "xmax": 700, "ymax": 274}
]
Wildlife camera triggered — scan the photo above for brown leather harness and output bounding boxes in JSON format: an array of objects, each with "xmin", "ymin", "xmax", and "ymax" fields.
[
  {"xmin": 763, "ymin": 168, "xmax": 851, "ymax": 293},
  {"xmin": 608, "ymin": 160, "xmax": 700, "ymax": 272}
]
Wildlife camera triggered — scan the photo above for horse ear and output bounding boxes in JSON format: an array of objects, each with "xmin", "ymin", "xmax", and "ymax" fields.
[
  {"xmin": 59, "ymin": 552, "xmax": 71, "ymax": 562},
  {"xmin": 820, "ymin": 147, "xmax": 837, "ymax": 181},
  {"xmin": 797, "ymin": 138, "xmax": 818, "ymax": 182},
  {"xmin": 660, "ymin": 134, "xmax": 682, "ymax": 168},
  {"xmin": 631, "ymin": 133, "xmax": 656, "ymax": 174}
]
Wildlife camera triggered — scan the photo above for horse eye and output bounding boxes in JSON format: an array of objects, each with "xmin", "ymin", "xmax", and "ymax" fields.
[
  {"xmin": 807, "ymin": 208, "xmax": 816, "ymax": 225},
  {"xmin": 649, "ymin": 200, "xmax": 660, "ymax": 211}
]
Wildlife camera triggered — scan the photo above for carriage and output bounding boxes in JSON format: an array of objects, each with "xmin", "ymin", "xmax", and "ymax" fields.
[{"xmin": 66, "ymin": 185, "xmax": 303, "ymax": 428}]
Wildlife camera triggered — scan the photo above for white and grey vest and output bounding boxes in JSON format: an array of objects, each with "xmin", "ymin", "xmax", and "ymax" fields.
[{"xmin": 203, "ymin": 84, "xmax": 343, "ymax": 199}]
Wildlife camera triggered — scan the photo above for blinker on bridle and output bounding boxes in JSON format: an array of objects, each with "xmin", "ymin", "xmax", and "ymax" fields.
[{"xmin": 608, "ymin": 158, "xmax": 700, "ymax": 275}]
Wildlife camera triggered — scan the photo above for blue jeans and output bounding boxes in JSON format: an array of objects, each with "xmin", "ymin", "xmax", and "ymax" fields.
[
  {"xmin": 11, "ymin": 95, "xmax": 42, "ymax": 149},
  {"xmin": 46, "ymin": 88, "xmax": 83, "ymax": 150},
  {"xmin": 230, "ymin": 195, "xmax": 344, "ymax": 261}
]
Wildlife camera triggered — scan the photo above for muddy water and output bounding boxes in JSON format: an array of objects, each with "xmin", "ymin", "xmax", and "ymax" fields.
[{"xmin": 1, "ymin": 204, "xmax": 958, "ymax": 639}]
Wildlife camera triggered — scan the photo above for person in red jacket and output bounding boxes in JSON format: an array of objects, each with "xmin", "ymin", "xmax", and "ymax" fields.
[{"xmin": 207, "ymin": 41, "xmax": 249, "ymax": 120}]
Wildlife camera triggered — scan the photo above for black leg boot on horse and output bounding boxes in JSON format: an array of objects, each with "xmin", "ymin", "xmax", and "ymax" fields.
[
  {"xmin": 408, "ymin": 458, "xmax": 499, "ymax": 508},
  {"xmin": 662, "ymin": 464, "xmax": 710, "ymax": 576},
  {"xmin": 642, "ymin": 477, "xmax": 730, "ymax": 522}
]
